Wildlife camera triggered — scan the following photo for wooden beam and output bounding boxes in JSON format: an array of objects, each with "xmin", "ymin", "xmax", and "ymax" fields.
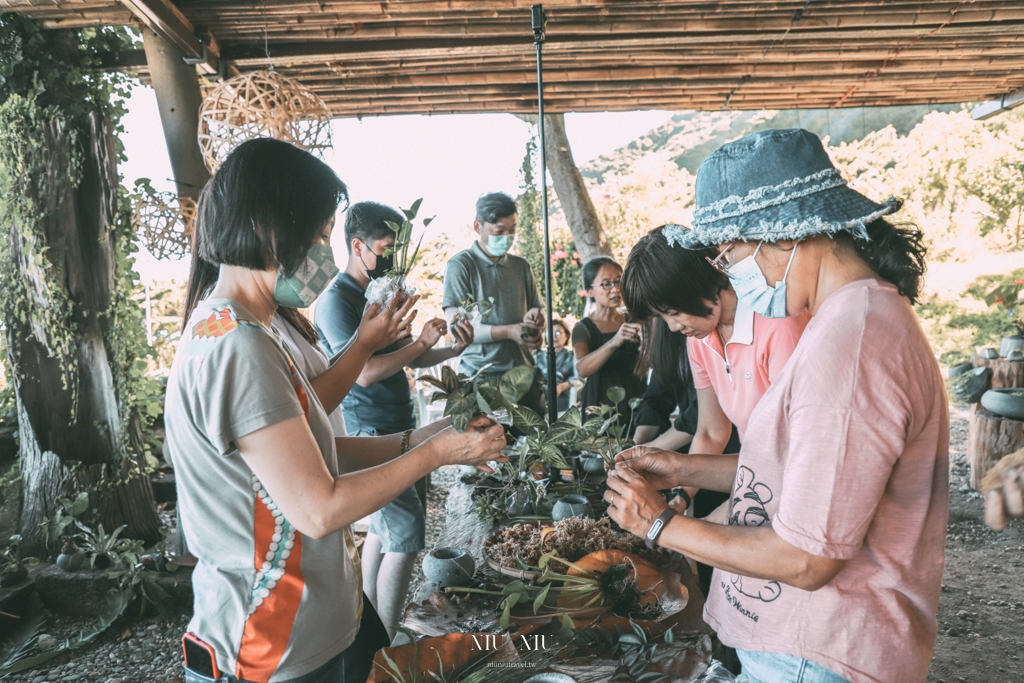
[{"xmin": 118, "ymin": 0, "xmax": 233, "ymax": 77}]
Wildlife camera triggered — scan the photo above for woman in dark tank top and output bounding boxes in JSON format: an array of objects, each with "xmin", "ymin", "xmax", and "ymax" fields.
[{"xmin": 571, "ymin": 256, "xmax": 647, "ymax": 430}]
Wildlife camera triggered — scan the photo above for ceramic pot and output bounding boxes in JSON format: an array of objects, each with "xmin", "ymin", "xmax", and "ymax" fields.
[
  {"xmin": 952, "ymin": 367, "xmax": 991, "ymax": 404},
  {"xmin": 1000, "ymin": 335, "xmax": 1024, "ymax": 358},
  {"xmin": 1009, "ymin": 349, "xmax": 1024, "ymax": 361},
  {"xmin": 980, "ymin": 388, "xmax": 1024, "ymax": 421},
  {"xmin": 980, "ymin": 348, "xmax": 999, "ymax": 360},
  {"xmin": 948, "ymin": 361, "xmax": 974, "ymax": 379},
  {"xmin": 552, "ymin": 494, "xmax": 593, "ymax": 521},
  {"xmin": 421, "ymin": 547, "xmax": 476, "ymax": 588},
  {"xmin": 56, "ymin": 549, "xmax": 87, "ymax": 572},
  {"xmin": 524, "ymin": 674, "xmax": 577, "ymax": 683},
  {"xmin": 579, "ymin": 451, "xmax": 606, "ymax": 474}
]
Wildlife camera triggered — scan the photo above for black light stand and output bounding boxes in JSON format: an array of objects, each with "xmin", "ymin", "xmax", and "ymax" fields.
[{"xmin": 532, "ymin": 4, "xmax": 558, "ymax": 426}]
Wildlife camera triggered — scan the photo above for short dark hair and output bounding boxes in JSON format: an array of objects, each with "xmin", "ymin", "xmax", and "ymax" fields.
[
  {"xmin": 475, "ymin": 192, "xmax": 517, "ymax": 224},
  {"xmin": 344, "ymin": 201, "xmax": 404, "ymax": 252},
  {"xmin": 195, "ymin": 138, "xmax": 348, "ymax": 277},
  {"xmin": 621, "ymin": 226, "xmax": 730, "ymax": 322},
  {"xmin": 552, "ymin": 318, "xmax": 571, "ymax": 339}
]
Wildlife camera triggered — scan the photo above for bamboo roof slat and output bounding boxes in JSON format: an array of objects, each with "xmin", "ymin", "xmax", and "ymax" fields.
[{"xmin": 2, "ymin": 0, "xmax": 1023, "ymax": 115}]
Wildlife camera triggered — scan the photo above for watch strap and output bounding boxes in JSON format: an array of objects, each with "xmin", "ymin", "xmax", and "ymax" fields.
[{"xmin": 645, "ymin": 507, "xmax": 678, "ymax": 550}]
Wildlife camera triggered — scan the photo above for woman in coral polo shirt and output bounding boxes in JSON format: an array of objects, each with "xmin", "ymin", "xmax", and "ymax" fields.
[
  {"xmin": 607, "ymin": 129, "xmax": 948, "ymax": 683},
  {"xmin": 622, "ymin": 228, "xmax": 806, "ymax": 598}
]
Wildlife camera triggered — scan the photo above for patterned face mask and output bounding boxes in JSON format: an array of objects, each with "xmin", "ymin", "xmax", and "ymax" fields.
[{"xmin": 273, "ymin": 244, "xmax": 339, "ymax": 308}]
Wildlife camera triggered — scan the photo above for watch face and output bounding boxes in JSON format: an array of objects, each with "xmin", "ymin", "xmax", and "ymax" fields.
[{"xmin": 647, "ymin": 519, "xmax": 664, "ymax": 539}]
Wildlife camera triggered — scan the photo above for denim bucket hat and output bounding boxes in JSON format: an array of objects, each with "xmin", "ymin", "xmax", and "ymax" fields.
[{"xmin": 664, "ymin": 128, "xmax": 902, "ymax": 249}]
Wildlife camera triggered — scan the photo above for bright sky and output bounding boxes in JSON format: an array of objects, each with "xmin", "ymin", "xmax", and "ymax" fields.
[{"xmin": 120, "ymin": 84, "xmax": 672, "ymax": 283}]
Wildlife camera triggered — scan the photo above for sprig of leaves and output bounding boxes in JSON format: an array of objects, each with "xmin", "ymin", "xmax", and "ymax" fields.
[
  {"xmin": 419, "ymin": 365, "xmax": 534, "ymax": 432},
  {"xmin": 383, "ymin": 198, "xmax": 432, "ymax": 278}
]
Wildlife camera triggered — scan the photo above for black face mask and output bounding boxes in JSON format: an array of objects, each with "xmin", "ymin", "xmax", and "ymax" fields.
[{"xmin": 359, "ymin": 242, "xmax": 394, "ymax": 280}]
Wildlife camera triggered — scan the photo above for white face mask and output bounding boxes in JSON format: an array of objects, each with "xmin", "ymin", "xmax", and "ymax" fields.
[{"xmin": 726, "ymin": 241, "xmax": 798, "ymax": 318}]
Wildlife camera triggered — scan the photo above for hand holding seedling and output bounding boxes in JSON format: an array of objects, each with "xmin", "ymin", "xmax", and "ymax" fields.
[{"xmin": 605, "ymin": 466, "xmax": 669, "ymax": 538}]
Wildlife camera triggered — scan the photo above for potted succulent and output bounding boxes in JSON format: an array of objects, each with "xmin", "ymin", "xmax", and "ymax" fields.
[
  {"xmin": 978, "ymin": 273, "xmax": 1024, "ymax": 358},
  {"xmin": 364, "ymin": 198, "xmax": 429, "ymax": 309}
]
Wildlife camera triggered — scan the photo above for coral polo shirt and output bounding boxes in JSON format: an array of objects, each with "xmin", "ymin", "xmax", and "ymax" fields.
[{"xmin": 687, "ymin": 302, "xmax": 808, "ymax": 440}]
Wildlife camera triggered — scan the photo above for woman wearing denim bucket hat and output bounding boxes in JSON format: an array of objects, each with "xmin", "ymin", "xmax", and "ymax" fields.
[{"xmin": 606, "ymin": 129, "xmax": 949, "ymax": 683}]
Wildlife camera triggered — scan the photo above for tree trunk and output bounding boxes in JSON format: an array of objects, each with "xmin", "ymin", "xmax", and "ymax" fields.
[
  {"xmin": 971, "ymin": 354, "xmax": 1024, "ymax": 390},
  {"xmin": 11, "ymin": 112, "xmax": 160, "ymax": 557},
  {"xmin": 515, "ymin": 114, "xmax": 612, "ymax": 262},
  {"xmin": 968, "ymin": 408, "xmax": 1024, "ymax": 490}
]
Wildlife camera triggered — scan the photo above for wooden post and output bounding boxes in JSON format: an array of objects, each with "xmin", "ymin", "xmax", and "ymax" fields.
[
  {"xmin": 968, "ymin": 408, "xmax": 1024, "ymax": 490},
  {"xmin": 971, "ymin": 354, "xmax": 1024, "ymax": 390},
  {"xmin": 141, "ymin": 27, "xmax": 210, "ymax": 200}
]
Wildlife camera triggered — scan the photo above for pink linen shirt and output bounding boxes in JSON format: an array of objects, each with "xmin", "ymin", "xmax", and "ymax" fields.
[
  {"xmin": 704, "ymin": 279, "xmax": 950, "ymax": 683},
  {"xmin": 687, "ymin": 302, "xmax": 808, "ymax": 439}
]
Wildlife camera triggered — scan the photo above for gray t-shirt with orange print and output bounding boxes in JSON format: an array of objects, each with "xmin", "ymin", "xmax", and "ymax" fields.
[{"xmin": 165, "ymin": 299, "xmax": 361, "ymax": 683}]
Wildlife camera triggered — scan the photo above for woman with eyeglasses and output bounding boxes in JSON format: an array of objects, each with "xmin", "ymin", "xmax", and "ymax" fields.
[{"xmin": 572, "ymin": 256, "xmax": 647, "ymax": 427}]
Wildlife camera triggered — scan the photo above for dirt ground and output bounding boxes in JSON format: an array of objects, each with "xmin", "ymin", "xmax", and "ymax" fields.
[{"xmin": 928, "ymin": 404, "xmax": 1024, "ymax": 683}]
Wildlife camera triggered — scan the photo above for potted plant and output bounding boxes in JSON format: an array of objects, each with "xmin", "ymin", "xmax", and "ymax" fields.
[
  {"xmin": 978, "ymin": 273, "xmax": 1024, "ymax": 358},
  {"xmin": 364, "ymin": 198, "xmax": 429, "ymax": 309}
]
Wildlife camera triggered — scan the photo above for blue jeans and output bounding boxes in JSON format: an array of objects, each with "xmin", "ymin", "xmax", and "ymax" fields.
[{"xmin": 737, "ymin": 650, "xmax": 851, "ymax": 683}]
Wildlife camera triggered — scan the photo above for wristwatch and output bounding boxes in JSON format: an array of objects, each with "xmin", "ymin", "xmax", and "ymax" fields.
[{"xmin": 645, "ymin": 507, "xmax": 678, "ymax": 550}]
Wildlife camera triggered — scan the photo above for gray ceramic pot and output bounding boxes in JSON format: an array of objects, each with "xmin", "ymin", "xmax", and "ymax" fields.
[
  {"xmin": 524, "ymin": 674, "xmax": 577, "ymax": 683},
  {"xmin": 1000, "ymin": 335, "xmax": 1024, "ymax": 358},
  {"xmin": 422, "ymin": 547, "xmax": 476, "ymax": 588},
  {"xmin": 948, "ymin": 361, "xmax": 974, "ymax": 379},
  {"xmin": 952, "ymin": 367, "xmax": 991, "ymax": 404},
  {"xmin": 579, "ymin": 451, "xmax": 606, "ymax": 474},
  {"xmin": 980, "ymin": 388, "xmax": 1024, "ymax": 421},
  {"xmin": 980, "ymin": 348, "xmax": 999, "ymax": 360},
  {"xmin": 552, "ymin": 494, "xmax": 593, "ymax": 521}
]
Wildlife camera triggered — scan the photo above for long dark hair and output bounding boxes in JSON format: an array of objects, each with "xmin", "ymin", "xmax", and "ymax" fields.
[
  {"xmin": 622, "ymin": 226, "xmax": 730, "ymax": 321},
  {"xmin": 832, "ymin": 218, "xmax": 927, "ymax": 304}
]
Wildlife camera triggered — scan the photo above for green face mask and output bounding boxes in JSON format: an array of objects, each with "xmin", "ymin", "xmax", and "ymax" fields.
[
  {"xmin": 486, "ymin": 233, "xmax": 514, "ymax": 257},
  {"xmin": 273, "ymin": 244, "xmax": 339, "ymax": 308}
]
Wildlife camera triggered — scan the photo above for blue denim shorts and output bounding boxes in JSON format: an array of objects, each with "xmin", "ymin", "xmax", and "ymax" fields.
[
  {"xmin": 368, "ymin": 483, "xmax": 426, "ymax": 553},
  {"xmin": 736, "ymin": 650, "xmax": 852, "ymax": 683}
]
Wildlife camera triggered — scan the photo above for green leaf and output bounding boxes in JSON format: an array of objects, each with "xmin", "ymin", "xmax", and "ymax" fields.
[
  {"xmin": 538, "ymin": 444, "xmax": 568, "ymax": 469},
  {"xmin": 500, "ymin": 602, "xmax": 511, "ymax": 630},
  {"xmin": 663, "ymin": 627, "xmax": 674, "ymax": 644},
  {"xmin": 500, "ymin": 366, "xmax": 535, "ymax": 402},
  {"xmin": 617, "ymin": 634, "xmax": 642, "ymax": 647},
  {"xmin": 384, "ymin": 220, "xmax": 402, "ymax": 235},
  {"xmin": 628, "ymin": 397, "xmax": 644, "ymax": 410},
  {"xmin": 441, "ymin": 365, "xmax": 460, "ymax": 393},
  {"xmin": 532, "ymin": 584, "xmax": 550, "ymax": 614},
  {"xmin": 537, "ymin": 549, "xmax": 557, "ymax": 569},
  {"xmin": 403, "ymin": 198, "xmax": 423, "ymax": 221},
  {"xmin": 557, "ymin": 614, "xmax": 576, "ymax": 641},
  {"xmin": 510, "ymin": 405, "xmax": 545, "ymax": 435},
  {"xmin": 452, "ymin": 412, "xmax": 471, "ymax": 433},
  {"xmin": 418, "ymin": 375, "xmax": 448, "ymax": 392},
  {"xmin": 475, "ymin": 391, "xmax": 493, "ymax": 415},
  {"xmin": 71, "ymin": 492, "xmax": 89, "ymax": 516},
  {"xmin": 606, "ymin": 386, "xmax": 626, "ymax": 405}
]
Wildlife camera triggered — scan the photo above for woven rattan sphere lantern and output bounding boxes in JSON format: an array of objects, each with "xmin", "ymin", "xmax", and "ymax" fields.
[
  {"xmin": 131, "ymin": 192, "xmax": 196, "ymax": 260},
  {"xmin": 198, "ymin": 70, "xmax": 333, "ymax": 172}
]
